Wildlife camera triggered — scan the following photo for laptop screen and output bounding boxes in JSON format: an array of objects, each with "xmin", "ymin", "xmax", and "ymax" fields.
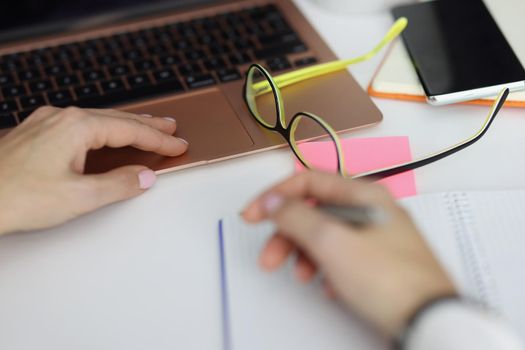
[{"xmin": 0, "ymin": 0, "xmax": 222, "ymax": 43}]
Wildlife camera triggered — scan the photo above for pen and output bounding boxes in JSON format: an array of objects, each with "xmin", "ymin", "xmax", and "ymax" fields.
[{"xmin": 319, "ymin": 205, "xmax": 387, "ymax": 227}]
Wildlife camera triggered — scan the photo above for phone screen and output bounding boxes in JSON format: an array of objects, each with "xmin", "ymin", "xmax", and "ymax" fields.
[{"xmin": 392, "ymin": 0, "xmax": 525, "ymax": 98}]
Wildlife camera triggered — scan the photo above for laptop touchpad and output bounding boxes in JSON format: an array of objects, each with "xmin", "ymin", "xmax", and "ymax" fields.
[{"xmin": 85, "ymin": 89, "xmax": 254, "ymax": 174}]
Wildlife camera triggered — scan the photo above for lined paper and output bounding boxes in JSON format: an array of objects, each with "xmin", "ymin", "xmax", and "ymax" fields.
[{"xmin": 220, "ymin": 190, "xmax": 525, "ymax": 349}]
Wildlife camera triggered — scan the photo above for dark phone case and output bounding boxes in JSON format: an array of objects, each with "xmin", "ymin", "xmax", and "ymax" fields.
[{"xmin": 391, "ymin": 0, "xmax": 525, "ymax": 97}]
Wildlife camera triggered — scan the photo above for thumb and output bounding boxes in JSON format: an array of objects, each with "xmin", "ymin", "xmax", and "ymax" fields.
[{"xmin": 81, "ymin": 166, "xmax": 157, "ymax": 212}]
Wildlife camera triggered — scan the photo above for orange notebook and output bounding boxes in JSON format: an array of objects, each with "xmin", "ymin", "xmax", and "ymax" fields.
[{"xmin": 368, "ymin": 0, "xmax": 525, "ymax": 108}]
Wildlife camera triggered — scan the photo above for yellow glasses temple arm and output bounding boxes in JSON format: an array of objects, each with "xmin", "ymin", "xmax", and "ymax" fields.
[{"xmin": 252, "ymin": 17, "xmax": 408, "ymax": 95}]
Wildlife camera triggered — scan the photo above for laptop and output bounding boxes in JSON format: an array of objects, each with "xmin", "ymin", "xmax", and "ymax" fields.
[{"xmin": 0, "ymin": 0, "xmax": 382, "ymax": 174}]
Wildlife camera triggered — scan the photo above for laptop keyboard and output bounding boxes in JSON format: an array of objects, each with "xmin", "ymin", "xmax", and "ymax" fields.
[{"xmin": 0, "ymin": 4, "xmax": 319, "ymax": 129}]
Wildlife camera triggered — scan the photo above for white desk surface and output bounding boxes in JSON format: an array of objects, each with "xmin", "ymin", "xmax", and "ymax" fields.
[{"xmin": 2, "ymin": 1, "xmax": 525, "ymax": 349}]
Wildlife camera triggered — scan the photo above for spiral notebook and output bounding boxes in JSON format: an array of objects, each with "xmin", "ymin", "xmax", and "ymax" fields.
[{"xmin": 219, "ymin": 190, "xmax": 525, "ymax": 350}]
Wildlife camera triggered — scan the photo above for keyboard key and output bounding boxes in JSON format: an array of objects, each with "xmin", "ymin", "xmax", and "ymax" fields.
[
  {"xmin": 0, "ymin": 60, "xmax": 23, "ymax": 72},
  {"xmin": 0, "ymin": 73, "xmax": 15, "ymax": 86},
  {"xmin": 74, "ymin": 84, "xmax": 111, "ymax": 108},
  {"xmin": 245, "ymin": 22, "xmax": 265, "ymax": 36},
  {"xmin": 108, "ymin": 64, "xmax": 130, "ymax": 77},
  {"xmin": 199, "ymin": 34, "xmax": 214, "ymax": 45},
  {"xmin": 97, "ymin": 54, "xmax": 119, "ymax": 66},
  {"xmin": 134, "ymin": 59, "xmax": 156, "ymax": 72},
  {"xmin": 268, "ymin": 18, "xmax": 291, "ymax": 32},
  {"xmin": 220, "ymin": 28, "xmax": 240, "ymax": 41},
  {"xmin": 46, "ymin": 64, "xmax": 67, "ymax": 76},
  {"xmin": 53, "ymin": 50, "xmax": 72, "ymax": 62},
  {"xmin": 55, "ymin": 74, "xmax": 79, "ymax": 87},
  {"xmin": 0, "ymin": 113, "xmax": 17, "ymax": 129},
  {"xmin": 127, "ymin": 74, "xmax": 152, "ymax": 89},
  {"xmin": 125, "ymin": 75, "xmax": 185, "ymax": 101},
  {"xmin": 0, "ymin": 100, "xmax": 17, "ymax": 113},
  {"xmin": 123, "ymin": 49, "xmax": 143, "ymax": 61},
  {"xmin": 130, "ymin": 36, "xmax": 148, "ymax": 48},
  {"xmin": 2, "ymin": 84, "xmax": 27, "ymax": 98},
  {"xmin": 147, "ymin": 44, "xmax": 168, "ymax": 56},
  {"xmin": 78, "ymin": 46, "xmax": 98, "ymax": 58},
  {"xmin": 154, "ymin": 73, "xmax": 184, "ymax": 91},
  {"xmin": 159, "ymin": 54, "xmax": 181, "ymax": 67},
  {"xmin": 229, "ymin": 53, "xmax": 251, "ymax": 65},
  {"xmin": 258, "ymin": 31, "xmax": 298, "ymax": 46},
  {"xmin": 153, "ymin": 69, "xmax": 177, "ymax": 82},
  {"xmin": 178, "ymin": 63, "xmax": 201, "ymax": 76},
  {"xmin": 20, "ymin": 94, "xmax": 45, "ymax": 110},
  {"xmin": 83, "ymin": 69, "xmax": 104, "ymax": 82},
  {"xmin": 103, "ymin": 38, "xmax": 124, "ymax": 51},
  {"xmin": 101, "ymin": 79, "xmax": 126, "ymax": 95},
  {"xmin": 233, "ymin": 38, "xmax": 255, "ymax": 52},
  {"xmin": 174, "ymin": 40, "xmax": 190, "ymax": 51},
  {"xmin": 18, "ymin": 69, "xmax": 42, "ymax": 81},
  {"xmin": 71, "ymin": 59, "xmax": 94, "ymax": 70},
  {"xmin": 75, "ymin": 84, "xmax": 100, "ymax": 99},
  {"xmin": 47, "ymin": 89, "xmax": 73, "ymax": 106},
  {"xmin": 185, "ymin": 73, "xmax": 216, "ymax": 89},
  {"xmin": 28, "ymin": 52, "xmax": 49, "ymax": 66},
  {"xmin": 254, "ymin": 41, "xmax": 308, "ymax": 60},
  {"xmin": 216, "ymin": 67, "xmax": 241, "ymax": 82},
  {"xmin": 29, "ymin": 80, "xmax": 52, "ymax": 93},
  {"xmin": 204, "ymin": 57, "xmax": 226, "ymax": 71},
  {"xmin": 209, "ymin": 43, "xmax": 229, "ymax": 55},
  {"xmin": 184, "ymin": 49, "xmax": 204, "ymax": 62},
  {"xmin": 267, "ymin": 56, "xmax": 292, "ymax": 72},
  {"xmin": 295, "ymin": 56, "xmax": 318, "ymax": 67},
  {"xmin": 202, "ymin": 17, "xmax": 219, "ymax": 30}
]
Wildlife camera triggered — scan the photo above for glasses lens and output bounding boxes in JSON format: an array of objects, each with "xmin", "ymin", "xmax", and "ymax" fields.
[
  {"xmin": 290, "ymin": 113, "xmax": 345, "ymax": 176},
  {"xmin": 245, "ymin": 66, "xmax": 280, "ymax": 128}
]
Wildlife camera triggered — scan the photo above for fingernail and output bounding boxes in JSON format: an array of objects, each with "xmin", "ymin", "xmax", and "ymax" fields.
[
  {"xmin": 163, "ymin": 117, "xmax": 176, "ymax": 123},
  {"xmin": 177, "ymin": 137, "xmax": 189, "ymax": 145},
  {"xmin": 263, "ymin": 194, "xmax": 283, "ymax": 215},
  {"xmin": 141, "ymin": 114, "xmax": 153, "ymax": 118},
  {"xmin": 138, "ymin": 169, "xmax": 157, "ymax": 190}
]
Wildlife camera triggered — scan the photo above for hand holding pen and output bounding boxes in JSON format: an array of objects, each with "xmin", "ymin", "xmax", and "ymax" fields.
[{"xmin": 242, "ymin": 171, "xmax": 455, "ymax": 339}]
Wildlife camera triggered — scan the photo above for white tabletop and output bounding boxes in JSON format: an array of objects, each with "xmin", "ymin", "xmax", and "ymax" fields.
[{"xmin": 2, "ymin": 1, "xmax": 525, "ymax": 349}]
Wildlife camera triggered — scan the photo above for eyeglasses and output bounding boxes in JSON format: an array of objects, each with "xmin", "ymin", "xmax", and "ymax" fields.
[{"xmin": 243, "ymin": 20, "xmax": 509, "ymax": 180}]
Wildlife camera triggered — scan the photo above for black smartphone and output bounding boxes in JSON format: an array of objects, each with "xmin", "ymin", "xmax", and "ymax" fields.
[{"xmin": 392, "ymin": 0, "xmax": 525, "ymax": 105}]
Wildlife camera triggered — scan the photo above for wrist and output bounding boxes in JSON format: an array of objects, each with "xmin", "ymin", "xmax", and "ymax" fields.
[{"xmin": 393, "ymin": 293, "xmax": 461, "ymax": 350}]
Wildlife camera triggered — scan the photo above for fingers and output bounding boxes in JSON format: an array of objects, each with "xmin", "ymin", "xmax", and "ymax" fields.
[
  {"xmin": 295, "ymin": 251, "xmax": 317, "ymax": 282},
  {"xmin": 78, "ymin": 165, "xmax": 156, "ymax": 213},
  {"xmin": 86, "ymin": 113, "xmax": 188, "ymax": 156},
  {"xmin": 259, "ymin": 233, "xmax": 294, "ymax": 271},
  {"xmin": 85, "ymin": 108, "xmax": 179, "ymax": 136},
  {"xmin": 267, "ymin": 196, "xmax": 359, "ymax": 267},
  {"xmin": 260, "ymin": 234, "xmax": 317, "ymax": 282},
  {"xmin": 243, "ymin": 171, "xmax": 395, "ymax": 223}
]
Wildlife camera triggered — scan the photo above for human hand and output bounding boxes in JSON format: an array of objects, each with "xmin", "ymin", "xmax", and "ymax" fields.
[
  {"xmin": 242, "ymin": 172, "xmax": 456, "ymax": 337},
  {"xmin": 0, "ymin": 106, "xmax": 188, "ymax": 235}
]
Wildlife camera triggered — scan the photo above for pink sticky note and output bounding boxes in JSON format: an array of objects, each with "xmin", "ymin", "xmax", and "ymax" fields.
[{"xmin": 295, "ymin": 137, "xmax": 417, "ymax": 199}]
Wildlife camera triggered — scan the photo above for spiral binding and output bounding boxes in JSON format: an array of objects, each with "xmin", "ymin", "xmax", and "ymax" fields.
[{"xmin": 444, "ymin": 192, "xmax": 500, "ymax": 311}]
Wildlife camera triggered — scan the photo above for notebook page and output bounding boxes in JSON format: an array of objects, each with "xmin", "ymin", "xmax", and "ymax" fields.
[
  {"xmin": 400, "ymin": 193, "xmax": 471, "ymax": 297},
  {"xmin": 219, "ymin": 218, "xmax": 387, "ymax": 350},
  {"xmin": 221, "ymin": 190, "xmax": 525, "ymax": 349},
  {"xmin": 466, "ymin": 190, "xmax": 525, "ymax": 337},
  {"xmin": 402, "ymin": 190, "xmax": 525, "ymax": 340}
]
